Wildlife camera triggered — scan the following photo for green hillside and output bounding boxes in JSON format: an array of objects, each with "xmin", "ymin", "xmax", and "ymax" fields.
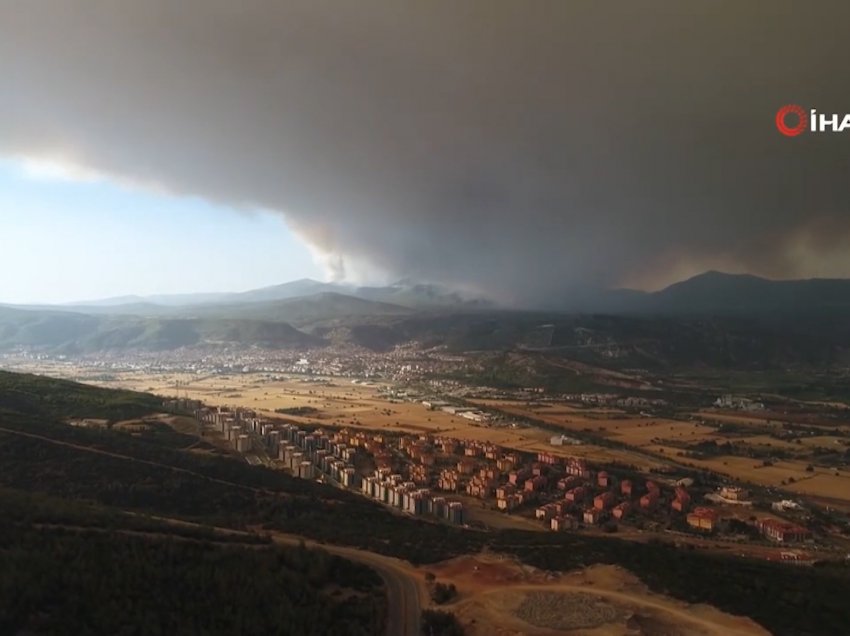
[
  {"xmin": 0, "ymin": 515, "xmax": 384, "ymax": 636},
  {"xmin": 0, "ymin": 372, "xmax": 384, "ymax": 635},
  {"xmin": 0, "ymin": 370, "xmax": 161, "ymax": 420},
  {"xmin": 185, "ymin": 291, "xmax": 412, "ymax": 327},
  {"xmin": 0, "ymin": 307, "xmax": 320, "ymax": 352}
]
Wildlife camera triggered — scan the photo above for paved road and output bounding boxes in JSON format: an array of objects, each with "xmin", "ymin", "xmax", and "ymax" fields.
[
  {"xmin": 119, "ymin": 519, "xmax": 423, "ymax": 634},
  {"xmin": 273, "ymin": 534, "xmax": 422, "ymax": 636}
]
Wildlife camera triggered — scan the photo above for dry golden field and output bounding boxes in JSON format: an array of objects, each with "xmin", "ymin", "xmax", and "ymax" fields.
[
  {"xmin": 71, "ymin": 370, "xmax": 594, "ymax": 447},
  {"xmin": 469, "ymin": 399, "xmax": 850, "ymax": 502},
  {"xmin": 470, "ymin": 399, "xmax": 719, "ymax": 444},
  {"xmin": 678, "ymin": 454, "xmax": 850, "ymax": 495},
  {"xmin": 11, "ymin": 362, "xmax": 850, "ymax": 503},
  {"xmin": 75, "ymin": 370, "xmax": 679, "ymax": 470},
  {"xmin": 797, "ymin": 435, "xmax": 847, "ymax": 449},
  {"xmin": 784, "ymin": 472, "xmax": 850, "ymax": 500},
  {"xmin": 733, "ymin": 435, "xmax": 801, "ymax": 451}
]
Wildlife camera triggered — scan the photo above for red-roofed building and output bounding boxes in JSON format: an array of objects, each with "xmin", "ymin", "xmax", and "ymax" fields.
[
  {"xmin": 594, "ymin": 491, "xmax": 616, "ymax": 510},
  {"xmin": 672, "ymin": 486, "xmax": 691, "ymax": 512},
  {"xmin": 525, "ymin": 475, "xmax": 547, "ymax": 492},
  {"xmin": 495, "ymin": 484, "xmax": 516, "ymax": 500},
  {"xmin": 509, "ymin": 469, "xmax": 531, "ymax": 485},
  {"xmin": 687, "ymin": 507, "xmax": 719, "ymax": 532},
  {"xmin": 612, "ymin": 502, "xmax": 632, "ymax": 519},
  {"xmin": 536, "ymin": 503, "xmax": 560, "ymax": 521},
  {"xmin": 564, "ymin": 486, "xmax": 587, "ymax": 503},
  {"xmin": 756, "ymin": 518, "xmax": 811, "ymax": 543},
  {"xmin": 557, "ymin": 475, "xmax": 581, "ymax": 490},
  {"xmin": 640, "ymin": 491, "xmax": 659, "ymax": 510}
]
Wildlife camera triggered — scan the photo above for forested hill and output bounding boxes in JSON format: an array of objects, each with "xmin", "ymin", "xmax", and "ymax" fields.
[
  {"xmin": 0, "ymin": 371, "xmax": 387, "ymax": 635},
  {"xmin": 0, "ymin": 500, "xmax": 385, "ymax": 636},
  {"xmin": 0, "ymin": 369, "xmax": 161, "ymax": 420}
]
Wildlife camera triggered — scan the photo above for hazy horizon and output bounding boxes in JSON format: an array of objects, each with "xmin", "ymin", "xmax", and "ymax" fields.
[{"xmin": 6, "ymin": 266, "xmax": 850, "ymax": 309}]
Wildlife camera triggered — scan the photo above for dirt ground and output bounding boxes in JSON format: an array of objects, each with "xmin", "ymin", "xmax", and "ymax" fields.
[
  {"xmin": 422, "ymin": 553, "xmax": 769, "ymax": 636},
  {"xmin": 452, "ymin": 494, "xmax": 545, "ymax": 532}
]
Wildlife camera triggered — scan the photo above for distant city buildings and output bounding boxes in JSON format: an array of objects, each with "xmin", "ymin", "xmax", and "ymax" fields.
[{"xmin": 714, "ymin": 394, "xmax": 765, "ymax": 411}]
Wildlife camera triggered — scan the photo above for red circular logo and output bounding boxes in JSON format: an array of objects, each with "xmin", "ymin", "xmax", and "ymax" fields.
[{"xmin": 776, "ymin": 104, "xmax": 807, "ymax": 136}]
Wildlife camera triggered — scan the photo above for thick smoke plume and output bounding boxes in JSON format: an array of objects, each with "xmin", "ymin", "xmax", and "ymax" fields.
[{"xmin": 2, "ymin": 1, "xmax": 850, "ymax": 304}]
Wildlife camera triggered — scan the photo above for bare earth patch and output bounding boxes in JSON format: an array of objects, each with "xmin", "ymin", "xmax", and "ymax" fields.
[
  {"xmin": 426, "ymin": 555, "xmax": 769, "ymax": 636},
  {"xmin": 515, "ymin": 591, "xmax": 623, "ymax": 630}
]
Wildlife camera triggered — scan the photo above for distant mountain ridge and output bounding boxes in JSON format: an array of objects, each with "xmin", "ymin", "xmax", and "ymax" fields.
[
  {"xmin": 59, "ymin": 278, "xmax": 492, "ymax": 311},
  {"xmin": 0, "ymin": 306, "xmax": 321, "ymax": 353},
  {"xmin": 631, "ymin": 271, "xmax": 850, "ymax": 315},
  {"xmin": 8, "ymin": 271, "xmax": 850, "ymax": 322},
  {"xmin": 183, "ymin": 291, "xmax": 413, "ymax": 326},
  {"xmin": 65, "ymin": 280, "xmax": 334, "ymax": 308},
  {"xmin": 3, "ymin": 271, "xmax": 850, "ymax": 357}
]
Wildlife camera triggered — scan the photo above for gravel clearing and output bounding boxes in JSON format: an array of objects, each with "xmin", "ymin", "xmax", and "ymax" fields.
[{"xmin": 515, "ymin": 591, "xmax": 625, "ymax": 630}]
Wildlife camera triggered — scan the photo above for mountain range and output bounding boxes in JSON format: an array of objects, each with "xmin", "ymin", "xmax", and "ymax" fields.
[
  {"xmin": 629, "ymin": 270, "xmax": 850, "ymax": 315},
  {"xmin": 2, "ymin": 271, "xmax": 850, "ymax": 361},
  {"xmin": 67, "ymin": 278, "xmax": 490, "ymax": 311},
  {"xmin": 50, "ymin": 271, "xmax": 850, "ymax": 316}
]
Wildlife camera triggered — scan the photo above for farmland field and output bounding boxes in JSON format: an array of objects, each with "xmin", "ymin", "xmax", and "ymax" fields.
[{"xmin": 14, "ymin": 361, "xmax": 850, "ymax": 504}]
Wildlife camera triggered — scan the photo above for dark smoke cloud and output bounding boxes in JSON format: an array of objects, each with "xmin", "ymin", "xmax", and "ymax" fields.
[{"xmin": 2, "ymin": 1, "xmax": 850, "ymax": 304}]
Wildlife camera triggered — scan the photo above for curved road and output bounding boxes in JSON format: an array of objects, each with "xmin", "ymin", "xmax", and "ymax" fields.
[
  {"xmin": 3, "ymin": 425, "xmax": 422, "ymax": 635},
  {"xmin": 117, "ymin": 516, "xmax": 423, "ymax": 634},
  {"xmin": 273, "ymin": 534, "xmax": 422, "ymax": 636}
]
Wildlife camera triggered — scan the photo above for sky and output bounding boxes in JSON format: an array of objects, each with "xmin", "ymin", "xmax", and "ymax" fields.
[
  {"xmin": 0, "ymin": 159, "xmax": 322, "ymax": 303},
  {"xmin": 1, "ymin": 1, "xmax": 850, "ymax": 306}
]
